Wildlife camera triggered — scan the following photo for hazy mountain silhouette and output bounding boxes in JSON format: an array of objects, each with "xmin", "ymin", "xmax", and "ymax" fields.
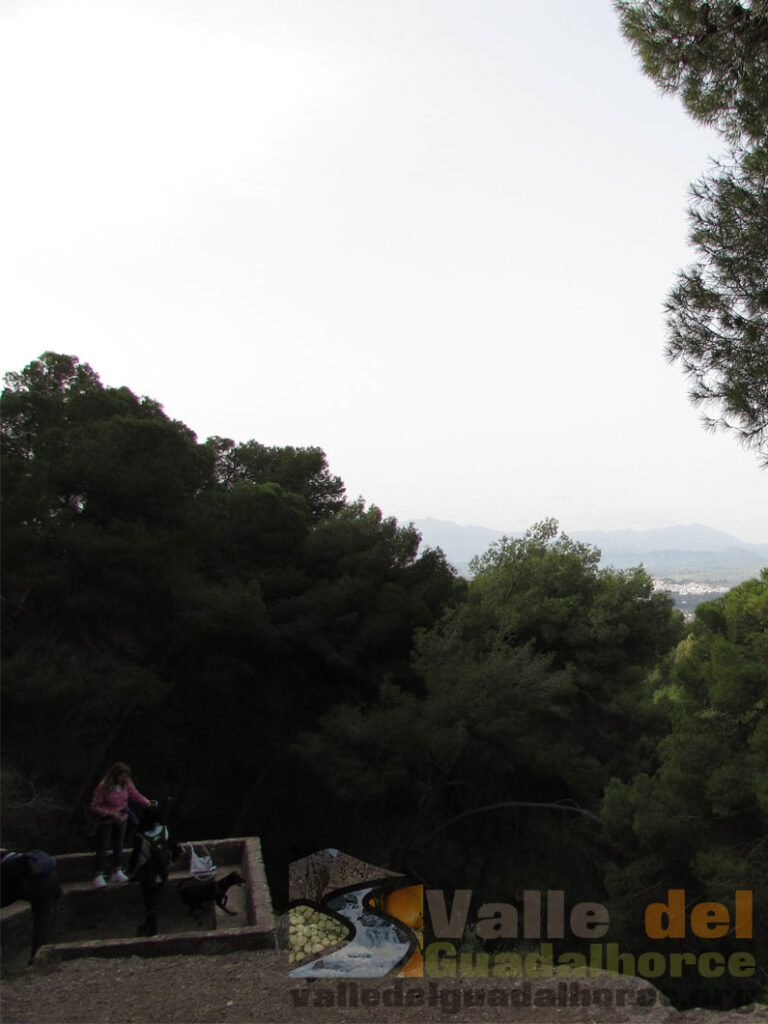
[{"xmin": 413, "ymin": 519, "xmax": 768, "ymax": 581}]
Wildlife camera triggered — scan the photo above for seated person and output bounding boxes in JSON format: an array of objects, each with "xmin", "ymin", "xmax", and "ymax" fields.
[{"xmin": 90, "ymin": 761, "xmax": 155, "ymax": 887}]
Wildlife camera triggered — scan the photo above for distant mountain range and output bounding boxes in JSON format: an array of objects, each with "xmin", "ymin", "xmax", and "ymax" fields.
[{"xmin": 412, "ymin": 519, "xmax": 768, "ymax": 584}]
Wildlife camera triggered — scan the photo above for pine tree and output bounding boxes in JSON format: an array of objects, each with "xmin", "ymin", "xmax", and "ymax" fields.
[{"xmin": 616, "ymin": 1, "xmax": 768, "ymax": 462}]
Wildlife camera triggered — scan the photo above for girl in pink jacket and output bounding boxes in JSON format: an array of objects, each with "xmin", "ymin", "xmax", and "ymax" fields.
[{"xmin": 90, "ymin": 762, "xmax": 155, "ymax": 886}]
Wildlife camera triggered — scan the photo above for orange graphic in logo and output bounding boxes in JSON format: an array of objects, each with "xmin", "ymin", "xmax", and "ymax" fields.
[{"xmin": 383, "ymin": 885, "xmax": 423, "ymax": 976}]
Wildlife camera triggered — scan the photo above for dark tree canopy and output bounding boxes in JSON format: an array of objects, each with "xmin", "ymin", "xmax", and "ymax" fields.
[
  {"xmin": 1, "ymin": 353, "xmax": 464, "ymax": 860},
  {"xmin": 298, "ymin": 521, "xmax": 684, "ymax": 897},
  {"xmin": 206, "ymin": 436, "xmax": 347, "ymax": 520},
  {"xmin": 616, "ymin": 0, "xmax": 768, "ymax": 141},
  {"xmin": 665, "ymin": 147, "xmax": 768, "ymax": 454},
  {"xmin": 603, "ymin": 570, "xmax": 768, "ymax": 992},
  {"xmin": 3, "ymin": 352, "xmax": 763, "ymax": 1008},
  {"xmin": 616, "ymin": 0, "xmax": 768, "ymax": 463}
]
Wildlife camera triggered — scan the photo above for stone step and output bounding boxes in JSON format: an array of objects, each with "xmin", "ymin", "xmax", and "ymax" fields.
[{"xmin": 1, "ymin": 836, "xmax": 276, "ymax": 962}]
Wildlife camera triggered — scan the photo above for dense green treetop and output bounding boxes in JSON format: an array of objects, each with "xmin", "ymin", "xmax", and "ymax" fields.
[
  {"xmin": 1, "ymin": 352, "xmax": 463, "ymax": 847},
  {"xmin": 206, "ymin": 436, "xmax": 346, "ymax": 520},
  {"xmin": 468, "ymin": 519, "xmax": 683, "ymax": 689},
  {"xmin": 2, "ymin": 352, "xmax": 210, "ymax": 527},
  {"xmin": 615, "ymin": 0, "xmax": 768, "ymax": 463},
  {"xmin": 616, "ymin": 0, "xmax": 768, "ymax": 141},
  {"xmin": 664, "ymin": 147, "xmax": 768, "ymax": 456},
  {"xmin": 298, "ymin": 521, "xmax": 683, "ymax": 891},
  {"xmin": 603, "ymin": 570, "xmax": 768, "ymax": 971}
]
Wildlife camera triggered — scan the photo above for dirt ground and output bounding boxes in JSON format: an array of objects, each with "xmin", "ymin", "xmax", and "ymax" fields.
[{"xmin": 1, "ymin": 951, "xmax": 767, "ymax": 1024}]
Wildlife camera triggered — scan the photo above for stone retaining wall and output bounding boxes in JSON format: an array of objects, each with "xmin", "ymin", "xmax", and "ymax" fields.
[{"xmin": 1, "ymin": 836, "xmax": 276, "ymax": 964}]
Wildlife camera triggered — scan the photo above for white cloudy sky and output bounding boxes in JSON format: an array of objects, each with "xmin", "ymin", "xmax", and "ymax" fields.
[{"xmin": 1, "ymin": 0, "xmax": 766, "ymax": 542}]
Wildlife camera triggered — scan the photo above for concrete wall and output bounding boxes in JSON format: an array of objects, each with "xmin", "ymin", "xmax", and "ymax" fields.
[{"xmin": 1, "ymin": 837, "xmax": 276, "ymax": 963}]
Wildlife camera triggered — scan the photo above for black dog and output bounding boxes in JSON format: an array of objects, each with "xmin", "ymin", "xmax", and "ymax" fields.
[{"xmin": 177, "ymin": 871, "xmax": 244, "ymax": 925}]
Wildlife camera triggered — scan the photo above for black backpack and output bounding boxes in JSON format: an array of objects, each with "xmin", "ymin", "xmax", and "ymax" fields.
[{"xmin": 137, "ymin": 827, "xmax": 172, "ymax": 875}]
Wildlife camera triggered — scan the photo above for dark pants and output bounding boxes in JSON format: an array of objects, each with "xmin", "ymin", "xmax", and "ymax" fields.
[
  {"xmin": 1, "ymin": 855, "xmax": 63, "ymax": 963},
  {"xmin": 93, "ymin": 817, "xmax": 128, "ymax": 875},
  {"xmin": 134, "ymin": 863, "xmax": 166, "ymax": 935}
]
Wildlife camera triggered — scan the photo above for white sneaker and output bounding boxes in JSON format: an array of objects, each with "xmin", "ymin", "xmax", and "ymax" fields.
[
  {"xmin": 110, "ymin": 869, "xmax": 129, "ymax": 883},
  {"xmin": 93, "ymin": 874, "xmax": 107, "ymax": 887}
]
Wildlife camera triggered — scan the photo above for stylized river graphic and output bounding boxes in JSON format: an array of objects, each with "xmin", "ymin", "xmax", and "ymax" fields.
[{"xmin": 289, "ymin": 885, "xmax": 413, "ymax": 978}]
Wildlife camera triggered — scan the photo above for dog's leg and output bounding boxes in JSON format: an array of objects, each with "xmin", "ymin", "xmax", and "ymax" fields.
[{"xmin": 216, "ymin": 892, "xmax": 238, "ymax": 916}]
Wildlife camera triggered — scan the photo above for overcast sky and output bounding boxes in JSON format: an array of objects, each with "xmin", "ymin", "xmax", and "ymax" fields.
[{"xmin": 2, "ymin": 0, "xmax": 766, "ymax": 543}]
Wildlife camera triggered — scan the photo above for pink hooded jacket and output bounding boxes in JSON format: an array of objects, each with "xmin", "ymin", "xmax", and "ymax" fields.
[{"xmin": 90, "ymin": 779, "xmax": 150, "ymax": 820}]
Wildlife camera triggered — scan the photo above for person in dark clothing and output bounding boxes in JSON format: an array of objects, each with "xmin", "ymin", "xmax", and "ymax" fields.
[
  {"xmin": 0, "ymin": 849, "xmax": 63, "ymax": 964},
  {"xmin": 127, "ymin": 805, "xmax": 183, "ymax": 936}
]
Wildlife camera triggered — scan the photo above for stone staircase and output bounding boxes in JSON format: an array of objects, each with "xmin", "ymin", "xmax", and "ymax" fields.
[{"xmin": 1, "ymin": 837, "xmax": 276, "ymax": 964}]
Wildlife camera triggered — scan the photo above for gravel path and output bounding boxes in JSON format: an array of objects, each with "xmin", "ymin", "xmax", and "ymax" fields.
[{"xmin": 2, "ymin": 951, "xmax": 767, "ymax": 1024}]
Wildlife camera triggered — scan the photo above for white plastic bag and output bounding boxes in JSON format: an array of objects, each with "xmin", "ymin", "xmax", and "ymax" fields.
[{"xmin": 188, "ymin": 844, "xmax": 215, "ymax": 876}]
